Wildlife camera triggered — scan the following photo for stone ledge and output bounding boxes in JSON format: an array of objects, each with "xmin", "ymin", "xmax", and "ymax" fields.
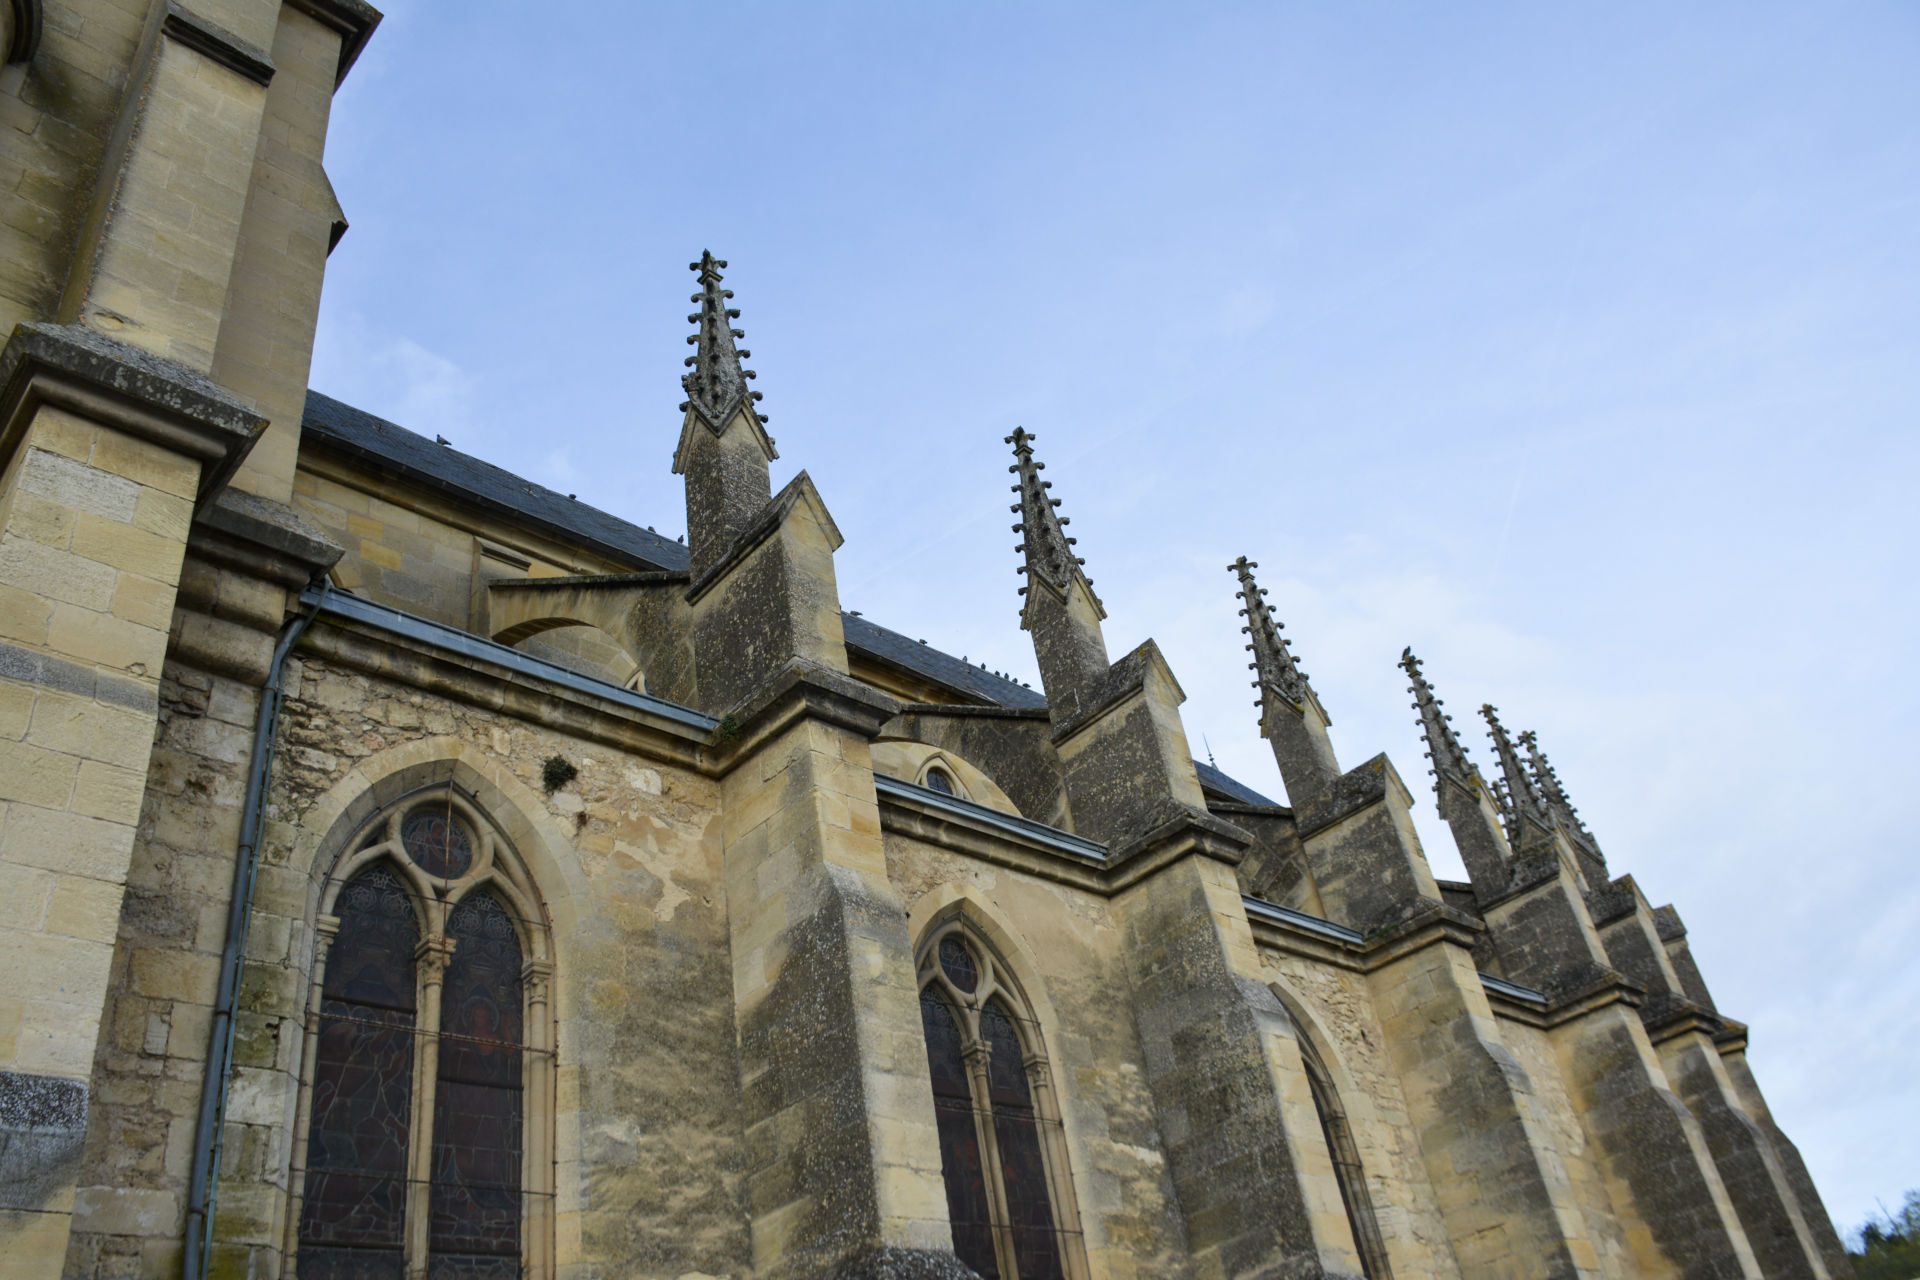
[
  {"xmin": 0, "ymin": 323, "xmax": 265, "ymax": 506},
  {"xmin": 188, "ymin": 487, "xmax": 343, "ymax": 589},
  {"xmin": 1105, "ymin": 806, "xmax": 1251, "ymax": 890},
  {"xmin": 708, "ymin": 659, "xmax": 900, "ymax": 776},
  {"xmin": 876, "ymin": 777, "xmax": 1108, "ymax": 893},
  {"xmin": 161, "ymin": 2, "xmax": 275, "ymax": 85}
]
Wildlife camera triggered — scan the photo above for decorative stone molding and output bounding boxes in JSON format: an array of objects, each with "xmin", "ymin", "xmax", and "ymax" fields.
[{"xmin": 0, "ymin": 322, "xmax": 264, "ymax": 506}]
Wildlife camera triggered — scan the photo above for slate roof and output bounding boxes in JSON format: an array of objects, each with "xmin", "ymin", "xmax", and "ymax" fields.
[
  {"xmin": 303, "ymin": 391, "xmax": 693, "ymax": 572},
  {"xmin": 841, "ymin": 613, "xmax": 1048, "ymax": 710},
  {"xmin": 300, "ymin": 390, "xmax": 1276, "ymax": 806},
  {"xmin": 1194, "ymin": 760, "xmax": 1282, "ymax": 808}
]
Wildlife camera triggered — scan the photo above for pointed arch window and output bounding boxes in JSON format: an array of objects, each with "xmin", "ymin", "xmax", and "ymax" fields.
[
  {"xmin": 1295, "ymin": 1033, "xmax": 1392, "ymax": 1279},
  {"xmin": 917, "ymin": 920, "xmax": 1085, "ymax": 1280},
  {"xmin": 293, "ymin": 790, "xmax": 554, "ymax": 1280}
]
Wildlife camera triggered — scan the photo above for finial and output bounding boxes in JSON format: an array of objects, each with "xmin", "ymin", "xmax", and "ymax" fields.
[
  {"xmin": 1519, "ymin": 729, "xmax": 1601, "ymax": 852},
  {"xmin": 1399, "ymin": 647, "xmax": 1472, "ymax": 798},
  {"xmin": 1230, "ymin": 557, "xmax": 1314, "ymax": 715},
  {"xmin": 1481, "ymin": 704, "xmax": 1550, "ymax": 839},
  {"xmin": 1007, "ymin": 427, "xmax": 1103, "ymax": 619},
  {"xmin": 680, "ymin": 250, "xmax": 770, "ymax": 434}
]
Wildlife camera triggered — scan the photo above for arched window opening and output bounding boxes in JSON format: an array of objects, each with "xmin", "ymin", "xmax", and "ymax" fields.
[
  {"xmin": 300, "ymin": 865, "xmax": 419, "ymax": 1278},
  {"xmin": 294, "ymin": 789, "xmax": 553, "ymax": 1280},
  {"xmin": 923, "ymin": 766, "xmax": 957, "ymax": 796},
  {"xmin": 916, "ymin": 920, "xmax": 1083, "ymax": 1280},
  {"xmin": 1297, "ymin": 1034, "xmax": 1392, "ymax": 1279}
]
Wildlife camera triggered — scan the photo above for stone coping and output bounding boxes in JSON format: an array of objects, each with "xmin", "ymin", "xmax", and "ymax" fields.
[
  {"xmin": 875, "ymin": 772, "xmax": 1109, "ymax": 865},
  {"xmin": 298, "ymin": 586, "xmax": 717, "ymax": 732}
]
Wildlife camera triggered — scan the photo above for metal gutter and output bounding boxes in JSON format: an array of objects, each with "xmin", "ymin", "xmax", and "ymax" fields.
[
  {"xmin": 873, "ymin": 773, "xmax": 1109, "ymax": 864},
  {"xmin": 184, "ymin": 585, "xmax": 330, "ymax": 1280},
  {"xmin": 1241, "ymin": 895, "xmax": 1366, "ymax": 944},
  {"xmin": 1479, "ymin": 973, "xmax": 1548, "ymax": 1003},
  {"xmin": 299, "ymin": 586, "xmax": 717, "ymax": 732}
]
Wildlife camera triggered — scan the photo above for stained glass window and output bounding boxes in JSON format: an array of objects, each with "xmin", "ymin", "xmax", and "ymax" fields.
[
  {"xmin": 922, "ymin": 989, "xmax": 998, "ymax": 1278},
  {"xmin": 430, "ymin": 891, "xmax": 524, "ymax": 1280},
  {"xmin": 918, "ymin": 926, "xmax": 1077, "ymax": 1280},
  {"xmin": 983, "ymin": 1001, "xmax": 1063, "ymax": 1280},
  {"xmin": 403, "ymin": 810, "xmax": 474, "ymax": 880},
  {"xmin": 301, "ymin": 798, "xmax": 542, "ymax": 1280},
  {"xmin": 300, "ymin": 865, "xmax": 419, "ymax": 1280}
]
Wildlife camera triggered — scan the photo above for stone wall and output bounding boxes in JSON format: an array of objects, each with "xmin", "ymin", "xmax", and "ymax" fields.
[{"xmin": 64, "ymin": 646, "xmax": 752, "ymax": 1280}]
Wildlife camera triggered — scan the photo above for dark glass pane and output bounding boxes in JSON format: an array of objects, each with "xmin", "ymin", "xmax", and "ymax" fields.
[
  {"xmin": 925, "ymin": 769, "xmax": 955, "ymax": 795},
  {"xmin": 301, "ymin": 866, "xmax": 418, "ymax": 1275},
  {"xmin": 983, "ymin": 1000, "xmax": 1063, "ymax": 1280},
  {"xmin": 1306, "ymin": 1060, "xmax": 1391, "ymax": 1279},
  {"xmin": 296, "ymin": 1246, "xmax": 407, "ymax": 1280},
  {"xmin": 938, "ymin": 937, "xmax": 978, "ymax": 993},
  {"xmin": 921, "ymin": 988, "xmax": 997, "ymax": 1279},
  {"xmin": 431, "ymin": 890, "xmax": 523, "ymax": 1273},
  {"xmin": 404, "ymin": 809, "xmax": 474, "ymax": 880}
]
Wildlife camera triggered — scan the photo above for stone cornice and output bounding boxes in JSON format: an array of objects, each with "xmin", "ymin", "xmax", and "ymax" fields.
[
  {"xmin": 876, "ymin": 775, "xmax": 1108, "ymax": 891},
  {"xmin": 188, "ymin": 488, "xmax": 342, "ymax": 589},
  {"xmin": 0, "ymin": 323, "xmax": 264, "ymax": 506},
  {"xmin": 284, "ymin": 0, "xmax": 382, "ymax": 85}
]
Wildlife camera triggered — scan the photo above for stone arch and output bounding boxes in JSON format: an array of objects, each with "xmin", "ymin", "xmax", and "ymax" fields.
[
  {"xmin": 485, "ymin": 578, "xmax": 680, "ymax": 692},
  {"xmin": 283, "ymin": 735, "xmax": 590, "ymax": 989},
  {"xmin": 1267, "ymin": 979, "xmax": 1396, "ymax": 1279},
  {"xmin": 909, "ymin": 887, "xmax": 1091, "ymax": 1280},
  {"xmin": 279, "ymin": 738, "xmax": 578, "ymax": 1280},
  {"xmin": 872, "ymin": 740, "xmax": 1023, "ymax": 816}
]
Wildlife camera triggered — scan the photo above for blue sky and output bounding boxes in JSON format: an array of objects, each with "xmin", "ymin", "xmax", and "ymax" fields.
[{"xmin": 310, "ymin": 2, "xmax": 1919, "ymax": 1236}]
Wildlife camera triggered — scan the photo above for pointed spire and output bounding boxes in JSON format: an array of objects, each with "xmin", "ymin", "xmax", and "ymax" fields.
[
  {"xmin": 1006, "ymin": 427, "xmax": 1111, "ymax": 705},
  {"xmin": 1482, "ymin": 704, "xmax": 1551, "ymax": 847},
  {"xmin": 1226, "ymin": 557, "xmax": 1338, "ymax": 802},
  {"xmin": 1519, "ymin": 730, "xmax": 1602, "ymax": 856},
  {"xmin": 1007, "ymin": 426, "xmax": 1103, "ymax": 621},
  {"xmin": 1400, "ymin": 648, "xmax": 1471, "ymax": 797},
  {"xmin": 1231, "ymin": 557, "xmax": 1315, "ymax": 715},
  {"xmin": 678, "ymin": 250, "xmax": 774, "ymax": 444}
]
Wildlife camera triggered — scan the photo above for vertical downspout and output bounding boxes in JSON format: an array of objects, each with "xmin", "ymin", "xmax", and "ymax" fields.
[{"xmin": 183, "ymin": 583, "xmax": 332, "ymax": 1280}]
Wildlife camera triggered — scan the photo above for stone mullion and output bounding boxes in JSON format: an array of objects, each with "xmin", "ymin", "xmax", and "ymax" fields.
[
  {"xmin": 281, "ymin": 915, "xmax": 339, "ymax": 1267},
  {"xmin": 1022, "ymin": 1052, "xmax": 1089, "ymax": 1280},
  {"xmin": 406, "ymin": 934, "xmax": 455, "ymax": 1280},
  {"xmin": 962, "ymin": 1038, "xmax": 1018, "ymax": 1280},
  {"xmin": 522, "ymin": 957, "xmax": 556, "ymax": 1280}
]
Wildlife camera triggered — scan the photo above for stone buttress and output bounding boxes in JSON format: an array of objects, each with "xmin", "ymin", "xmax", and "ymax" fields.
[
  {"xmin": 1232, "ymin": 564, "xmax": 1599, "ymax": 1279},
  {"xmin": 1014, "ymin": 437, "xmax": 1372, "ymax": 1279},
  {"xmin": 1407, "ymin": 652, "xmax": 1842, "ymax": 1279}
]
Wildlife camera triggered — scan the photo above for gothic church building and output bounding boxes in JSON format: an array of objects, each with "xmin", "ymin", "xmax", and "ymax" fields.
[{"xmin": 0, "ymin": 3, "xmax": 1851, "ymax": 1279}]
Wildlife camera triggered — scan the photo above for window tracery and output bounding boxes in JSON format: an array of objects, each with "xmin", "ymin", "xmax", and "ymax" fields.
[
  {"xmin": 292, "ymin": 789, "xmax": 554, "ymax": 1280},
  {"xmin": 916, "ymin": 919, "xmax": 1084, "ymax": 1280}
]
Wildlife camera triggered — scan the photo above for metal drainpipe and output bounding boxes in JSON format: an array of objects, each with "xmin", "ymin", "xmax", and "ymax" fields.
[{"xmin": 183, "ymin": 582, "xmax": 332, "ymax": 1280}]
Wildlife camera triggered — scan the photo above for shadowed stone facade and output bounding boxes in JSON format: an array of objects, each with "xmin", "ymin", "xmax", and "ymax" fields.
[{"xmin": 0, "ymin": 5, "xmax": 1849, "ymax": 1279}]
